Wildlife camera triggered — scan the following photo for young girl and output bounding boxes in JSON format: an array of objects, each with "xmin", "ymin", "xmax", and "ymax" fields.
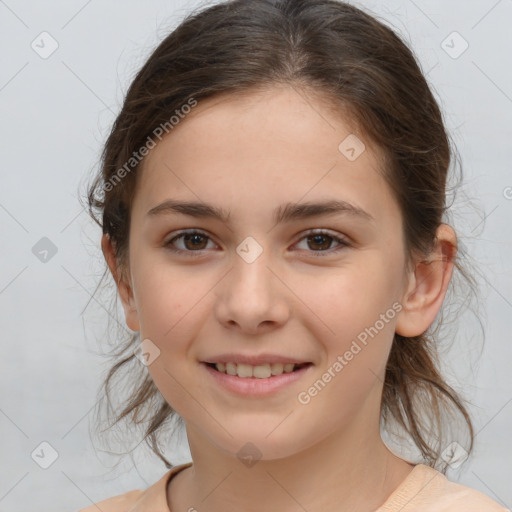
[{"xmin": 79, "ymin": 0, "xmax": 508, "ymax": 510}]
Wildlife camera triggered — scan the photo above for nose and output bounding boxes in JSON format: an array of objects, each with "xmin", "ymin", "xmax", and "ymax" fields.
[{"xmin": 214, "ymin": 245, "xmax": 290, "ymax": 335}]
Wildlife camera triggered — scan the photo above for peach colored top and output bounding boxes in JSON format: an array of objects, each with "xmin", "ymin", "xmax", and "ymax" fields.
[{"xmin": 78, "ymin": 461, "xmax": 509, "ymax": 511}]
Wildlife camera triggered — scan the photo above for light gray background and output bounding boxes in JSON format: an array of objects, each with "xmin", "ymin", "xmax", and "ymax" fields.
[{"xmin": 0, "ymin": 1, "xmax": 511, "ymax": 510}]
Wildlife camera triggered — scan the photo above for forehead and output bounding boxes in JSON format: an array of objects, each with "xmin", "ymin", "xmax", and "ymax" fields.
[
  {"xmin": 146, "ymin": 86, "xmax": 371, "ymax": 166},
  {"xmin": 134, "ymin": 86, "xmax": 400, "ymax": 230}
]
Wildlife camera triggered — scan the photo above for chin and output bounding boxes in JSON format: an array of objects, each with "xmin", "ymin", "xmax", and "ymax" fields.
[{"xmin": 211, "ymin": 428, "xmax": 311, "ymax": 464}]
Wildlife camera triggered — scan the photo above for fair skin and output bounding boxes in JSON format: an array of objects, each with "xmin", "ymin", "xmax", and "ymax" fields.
[{"xmin": 102, "ymin": 85, "xmax": 457, "ymax": 512}]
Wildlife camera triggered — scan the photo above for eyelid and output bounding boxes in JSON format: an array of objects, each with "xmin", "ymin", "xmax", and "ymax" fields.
[
  {"xmin": 297, "ymin": 228, "xmax": 350, "ymax": 244},
  {"xmin": 293, "ymin": 228, "xmax": 351, "ymax": 255},
  {"xmin": 164, "ymin": 229, "xmax": 218, "ymax": 257}
]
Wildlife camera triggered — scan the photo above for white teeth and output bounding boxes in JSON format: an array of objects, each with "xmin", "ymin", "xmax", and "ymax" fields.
[
  {"xmin": 226, "ymin": 362, "xmax": 237, "ymax": 376},
  {"xmin": 271, "ymin": 363, "xmax": 284, "ymax": 375},
  {"xmin": 237, "ymin": 363, "xmax": 254, "ymax": 378},
  {"xmin": 253, "ymin": 364, "xmax": 272, "ymax": 378},
  {"xmin": 214, "ymin": 362, "xmax": 300, "ymax": 378}
]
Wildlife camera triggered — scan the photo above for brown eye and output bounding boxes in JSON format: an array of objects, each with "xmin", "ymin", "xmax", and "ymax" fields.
[
  {"xmin": 165, "ymin": 230, "xmax": 215, "ymax": 256},
  {"xmin": 181, "ymin": 233, "xmax": 209, "ymax": 250},
  {"xmin": 295, "ymin": 229, "xmax": 350, "ymax": 256},
  {"xmin": 306, "ymin": 233, "xmax": 334, "ymax": 251}
]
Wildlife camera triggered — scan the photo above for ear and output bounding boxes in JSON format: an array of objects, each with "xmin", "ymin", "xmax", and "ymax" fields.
[
  {"xmin": 395, "ymin": 224, "xmax": 457, "ymax": 337},
  {"xmin": 101, "ymin": 234, "xmax": 140, "ymax": 332}
]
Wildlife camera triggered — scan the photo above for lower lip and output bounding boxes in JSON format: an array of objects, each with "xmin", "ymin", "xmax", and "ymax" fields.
[{"xmin": 202, "ymin": 363, "xmax": 313, "ymax": 396}]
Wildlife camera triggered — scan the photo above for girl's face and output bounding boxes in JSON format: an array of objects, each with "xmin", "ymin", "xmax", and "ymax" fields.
[{"xmin": 119, "ymin": 86, "xmax": 413, "ymax": 460}]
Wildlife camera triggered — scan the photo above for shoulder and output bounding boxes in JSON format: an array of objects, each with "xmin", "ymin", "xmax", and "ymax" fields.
[
  {"xmin": 384, "ymin": 464, "xmax": 510, "ymax": 512},
  {"xmin": 430, "ymin": 470, "xmax": 509, "ymax": 512},
  {"xmin": 76, "ymin": 462, "xmax": 193, "ymax": 512},
  {"xmin": 77, "ymin": 489, "xmax": 143, "ymax": 512}
]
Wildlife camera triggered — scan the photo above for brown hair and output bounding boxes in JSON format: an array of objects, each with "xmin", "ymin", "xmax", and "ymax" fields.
[{"xmin": 82, "ymin": 0, "xmax": 480, "ymax": 473}]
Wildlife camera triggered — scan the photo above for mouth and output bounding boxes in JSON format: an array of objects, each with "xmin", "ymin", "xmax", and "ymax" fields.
[{"xmin": 204, "ymin": 361, "xmax": 313, "ymax": 378}]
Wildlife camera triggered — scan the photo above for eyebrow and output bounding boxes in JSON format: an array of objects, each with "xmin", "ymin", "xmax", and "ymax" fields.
[{"xmin": 147, "ymin": 198, "xmax": 374, "ymax": 225}]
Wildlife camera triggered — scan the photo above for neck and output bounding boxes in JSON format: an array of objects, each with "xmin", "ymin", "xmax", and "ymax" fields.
[{"xmin": 167, "ymin": 389, "xmax": 415, "ymax": 512}]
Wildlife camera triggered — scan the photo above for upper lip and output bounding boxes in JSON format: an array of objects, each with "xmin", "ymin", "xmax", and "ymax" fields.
[{"xmin": 202, "ymin": 353, "xmax": 312, "ymax": 366}]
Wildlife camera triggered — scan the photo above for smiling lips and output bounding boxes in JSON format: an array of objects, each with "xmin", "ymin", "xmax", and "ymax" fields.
[{"xmin": 202, "ymin": 352, "xmax": 313, "ymax": 379}]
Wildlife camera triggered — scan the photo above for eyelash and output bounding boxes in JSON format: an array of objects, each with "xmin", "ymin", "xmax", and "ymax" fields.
[{"xmin": 164, "ymin": 229, "xmax": 350, "ymax": 258}]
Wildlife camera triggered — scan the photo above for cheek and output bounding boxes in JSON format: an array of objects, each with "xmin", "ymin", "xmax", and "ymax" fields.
[
  {"xmin": 305, "ymin": 263, "xmax": 398, "ymax": 373},
  {"xmin": 136, "ymin": 265, "xmax": 204, "ymax": 416},
  {"xmin": 132, "ymin": 256, "xmax": 203, "ymax": 336},
  {"xmin": 311, "ymin": 263, "xmax": 395, "ymax": 329}
]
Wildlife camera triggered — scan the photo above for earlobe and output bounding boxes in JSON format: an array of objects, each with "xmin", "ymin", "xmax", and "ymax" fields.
[
  {"xmin": 101, "ymin": 234, "xmax": 140, "ymax": 332},
  {"xmin": 395, "ymin": 224, "xmax": 457, "ymax": 338}
]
